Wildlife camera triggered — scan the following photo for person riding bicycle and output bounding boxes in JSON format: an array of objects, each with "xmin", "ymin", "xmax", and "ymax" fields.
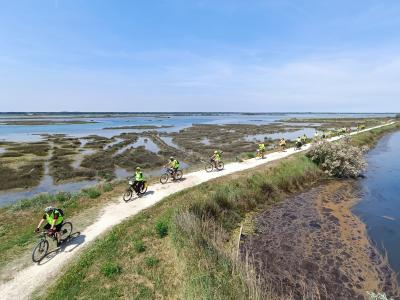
[
  {"xmin": 257, "ymin": 143, "xmax": 266, "ymax": 158},
  {"xmin": 279, "ymin": 138, "xmax": 286, "ymax": 151},
  {"xmin": 35, "ymin": 206, "xmax": 64, "ymax": 247},
  {"xmin": 166, "ymin": 156, "xmax": 180, "ymax": 179},
  {"xmin": 296, "ymin": 136, "xmax": 302, "ymax": 149},
  {"xmin": 301, "ymin": 134, "xmax": 307, "ymax": 144},
  {"xmin": 210, "ymin": 150, "xmax": 222, "ymax": 167},
  {"xmin": 133, "ymin": 167, "xmax": 145, "ymax": 195}
]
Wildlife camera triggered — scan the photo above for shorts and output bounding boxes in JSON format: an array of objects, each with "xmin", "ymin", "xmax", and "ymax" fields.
[{"xmin": 44, "ymin": 223, "xmax": 63, "ymax": 232}]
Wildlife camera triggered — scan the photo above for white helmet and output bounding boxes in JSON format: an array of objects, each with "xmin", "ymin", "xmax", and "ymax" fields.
[{"xmin": 45, "ymin": 206, "xmax": 54, "ymax": 213}]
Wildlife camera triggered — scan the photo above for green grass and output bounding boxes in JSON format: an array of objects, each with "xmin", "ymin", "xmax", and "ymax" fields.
[
  {"xmin": 351, "ymin": 122, "xmax": 400, "ymax": 147},
  {"xmin": 43, "ymin": 155, "xmax": 323, "ymax": 300},
  {"xmin": 133, "ymin": 240, "xmax": 146, "ymax": 253},
  {"xmin": 83, "ymin": 187, "xmax": 102, "ymax": 199},
  {"xmin": 155, "ymin": 219, "xmax": 169, "ymax": 238},
  {"xmin": 0, "ymin": 181, "xmax": 125, "ymax": 269},
  {"xmin": 101, "ymin": 262, "xmax": 122, "ymax": 278},
  {"xmin": 2, "ymin": 120, "xmax": 397, "ymax": 299},
  {"xmin": 42, "ymin": 122, "xmax": 400, "ymax": 299},
  {"xmin": 144, "ymin": 256, "xmax": 159, "ymax": 267}
]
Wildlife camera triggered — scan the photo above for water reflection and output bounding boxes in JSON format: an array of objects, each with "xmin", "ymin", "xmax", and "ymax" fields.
[
  {"xmin": 0, "ymin": 161, "xmax": 97, "ymax": 207},
  {"xmin": 245, "ymin": 127, "xmax": 317, "ymax": 142},
  {"xmin": 353, "ymin": 132, "xmax": 400, "ymax": 281}
]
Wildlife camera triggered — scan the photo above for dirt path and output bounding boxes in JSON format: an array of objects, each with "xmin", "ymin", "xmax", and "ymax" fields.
[{"xmin": 0, "ymin": 123, "xmax": 393, "ymax": 300}]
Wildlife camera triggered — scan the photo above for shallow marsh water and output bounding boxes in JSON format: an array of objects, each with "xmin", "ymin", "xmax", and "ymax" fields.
[
  {"xmin": 0, "ymin": 161, "xmax": 97, "ymax": 207},
  {"xmin": 244, "ymin": 127, "xmax": 317, "ymax": 142},
  {"xmin": 0, "ymin": 113, "xmax": 392, "ymax": 142},
  {"xmin": 0, "ymin": 113, "xmax": 394, "ymax": 207}
]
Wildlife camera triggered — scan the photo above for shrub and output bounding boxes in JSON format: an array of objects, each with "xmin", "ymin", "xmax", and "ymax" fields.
[
  {"xmin": 144, "ymin": 256, "xmax": 159, "ymax": 267},
  {"xmin": 83, "ymin": 188, "xmax": 101, "ymax": 199},
  {"xmin": 246, "ymin": 152, "xmax": 255, "ymax": 159},
  {"xmin": 55, "ymin": 192, "xmax": 71, "ymax": 202},
  {"xmin": 101, "ymin": 262, "xmax": 121, "ymax": 278},
  {"xmin": 367, "ymin": 291, "xmax": 393, "ymax": 300},
  {"xmin": 102, "ymin": 183, "xmax": 113, "ymax": 192},
  {"xmin": 307, "ymin": 139, "xmax": 366, "ymax": 178},
  {"xmin": 155, "ymin": 219, "xmax": 169, "ymax": 238},
  {"xmin": 133, "ymin": 240, "xmax": 146, "ymax": 253}
]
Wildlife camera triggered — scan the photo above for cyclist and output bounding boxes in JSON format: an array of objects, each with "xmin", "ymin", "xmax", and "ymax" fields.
[
  {"xmin": 35, "ymin": 206, "xmax": 64, "ymax": 247},
  {"xmin": 133, "ymin": 167, "xmax": 145, "ymax": 195},
  {"xmin": 279, "ymin": 138, "xmax": 286, "ymax": 151},
  {"xmin": 296, "ymin": 136, "xmax": 302, "ymax": 149},
  {"xmin": 165, "ymin": 156, "xmax": 180, "ymax": 179},
  {"xmin": 257, "ymin": 143, "xmax": 266, "ymax": 158},
  {"xmin": 301, "ymin": 134, "xmax": 307, "ymax": 144},
  {"xmin": 210, "ymin": 150, "xmax": 222, "ymax": 167}
]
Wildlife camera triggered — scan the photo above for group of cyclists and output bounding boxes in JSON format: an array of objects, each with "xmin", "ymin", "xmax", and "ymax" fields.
[{"xmin": 35, "ymin": 126, "xmax": 358, "ymax": 250}]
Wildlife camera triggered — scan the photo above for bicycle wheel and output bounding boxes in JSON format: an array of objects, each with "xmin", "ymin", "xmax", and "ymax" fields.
[
  {"xmin": 60, "ymin": 222, "xmax": 73, "ymax": 240},
  {"xmin": 139, "ymin": 184, "xmax": 147, "ymax": 195},
  {"xmin": 123, "ymin": 189, "xmax": 133, "ymax": 202},
  {"xmin": 160, "ymin": 173, "xmax": 169, "ymax": 184},
  {"xmin": 205, "ymin": 163, "xmax": 213, "ymax": 172},
  {"xmin": 175, "ymin": 170, "xmax": 183, "ymax": 180},
  {"xmin": 217, "ymin": 161, "xmax": 224, "ymax": 171},
  {"xmin": 32, "ymin": 239, "xmax": 49, "ymax": 262}
]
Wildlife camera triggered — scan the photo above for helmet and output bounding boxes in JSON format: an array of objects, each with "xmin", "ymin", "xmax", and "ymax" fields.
[
  {"xmin": 45, "ymin": 206, "xmax": 54, "ymax": 213},
  {"xmin": 214, "ymin": 150, "xmax": 218, "ymax": 154},
  {"xmin": 170, "ymin": 156, "xmax": 174, "ymax": 160},
  {"xmin": 136, "ymin": 167, "xmax": 141, "ymax": 171}
]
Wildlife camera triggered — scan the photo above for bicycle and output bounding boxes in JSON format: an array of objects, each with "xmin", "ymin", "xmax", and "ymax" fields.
[
  {"xmin": 123, "ymin": 179, "xmax": 148, "ymax": 202},
  {"xmin": 256, "ymin": 149, "xmax": 265, "ymax": 159},
  {"xmin": 294, "ymin": 141, "xmax": 303, "ymax": 151},
  {"xmin": 32, "ymin": 221, "xmax": 73, "ymax": 262},
  {"xmin": 205, "ymin": 160, "xmax": 224, "ymax": 172},
  {"xmin": 160, "ymin": 168, "xmax": 183, "ymax": 184}
]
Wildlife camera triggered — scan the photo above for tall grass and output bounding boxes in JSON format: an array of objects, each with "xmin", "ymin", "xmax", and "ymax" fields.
[
  {"xmin": 0, "ymin": 182, "xmax": 122, "ymax": 269},
  {"xmin": 44, "ymin": 155, "xmax": 322, "ymax": 299}
]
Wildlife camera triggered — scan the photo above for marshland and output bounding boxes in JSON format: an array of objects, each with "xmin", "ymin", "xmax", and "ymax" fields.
[
  {"xmin": 0, "ymin": 112, "xmax": 393, "ymax": 206},
  {"xmin": 1, "ymin": 112, "xmax": 399, "ymax": 300}
]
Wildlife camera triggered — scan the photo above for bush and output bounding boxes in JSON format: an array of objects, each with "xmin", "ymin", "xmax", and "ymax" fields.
[
  {"xmin": 133, "ymin": 240, "xmax": 146, "ymax": 253},
  {"xmin": 102, "ymin": 183, "xmax": 113, "ymax": 192},
  {"xmin": 83, "ymin": 188, "xmax": 101, "ymax": 199},
  {"xmin": 307, "ymin": 140, "xmax": 366, "ymax": 178},
  {"xmin": 155, "ymin": 219, "xmax": 169, "ymax": 238},
  {"xmin": 144, "ymin": 256, "xmax": 159, "ymax": 267},
  {"xmin": 246, "ymin": 152, "xmax": 255, "ymax": 159},
  {"xmin": 101, "ymin": 262, "xmax": 121, "ymax": 278},
  {"xmin": 55, "ymin": 192, "xmax": 71, "ymax": 202}
]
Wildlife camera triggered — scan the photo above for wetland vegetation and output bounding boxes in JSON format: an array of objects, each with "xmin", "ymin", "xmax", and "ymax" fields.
[
  {"xmin": 0, "ymin": 116, "xmax": 394, "ymax": 200},
  {"xmin": 0, "ymin": 115, "xmax": 397, "ymax": 299},
  {"xmin": 40, "ymin": 120, "xmax": 400, "ymax": 300}
]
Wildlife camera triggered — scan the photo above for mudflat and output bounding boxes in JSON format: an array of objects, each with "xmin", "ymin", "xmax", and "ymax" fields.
[{"xmin": 241, "ymin": 180, "xmax": 399, "ymax": 299}]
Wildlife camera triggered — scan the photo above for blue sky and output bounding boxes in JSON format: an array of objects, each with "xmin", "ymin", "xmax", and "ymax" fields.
[{"xmin": 0, "ymin": 0, "xmax": 399, "ymax": 112}]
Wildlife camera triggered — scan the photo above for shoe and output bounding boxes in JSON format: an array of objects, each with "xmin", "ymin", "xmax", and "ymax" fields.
[{"xmin": 57, "ymin": 241, "xmax": 61, "ymax": 247}]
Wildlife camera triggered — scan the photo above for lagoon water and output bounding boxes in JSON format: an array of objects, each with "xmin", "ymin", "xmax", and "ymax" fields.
[
  {"xmin": 0, "ymin": 113, "xmax": 395, "ymax": 208},
  {"xmin": 0, "ymin": 161, "xmax": 97, "ymax": 207},
  {"xmin": 0, "ymin": 112, "xmax": 393, "ymax": 142},
  {"xmin": 353, "ymin": 131, "xmax": 400, "ymax": 280}
]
